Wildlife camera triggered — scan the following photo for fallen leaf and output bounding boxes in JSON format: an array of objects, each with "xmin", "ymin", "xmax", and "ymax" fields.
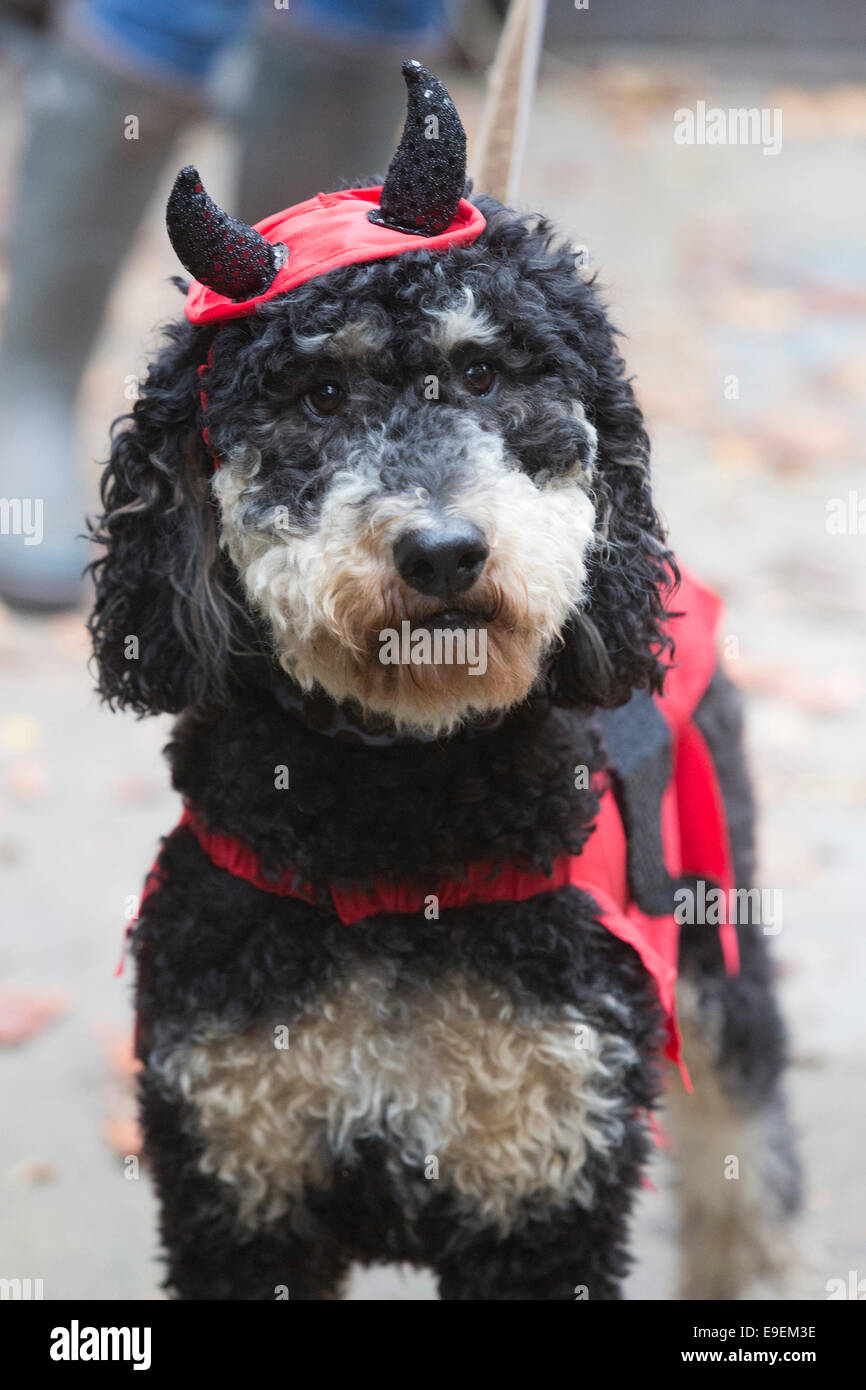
[
  {"xmin": 824, "ymin": 354, "xmax": 866, "ymax": 396},
  {"xmin": 733, "ymin": 659, "xmax": 861, "ymax": 715},
  {"xmin": 14, "ymin": 1159, "xmax": 57, "ymax": 1185},
  {"xmin": 108, "ymin": 777, "xmax": 162, "ymax": 806},
  {"xmin": 806, "ymin": 1187, "xmax": 832, "ymax": 1213},
  {"xmin": 0, "ymin": 986, "xmax": 67, "ymax": 1046},
  {"xmin": 103, "ymin": 1115, "xmax": 142, "ymax": 1158},
  {"xmin": 0, "ymin": 716, "xmax": 40, "ymax": 753},
  {"xmin": 0, "ymin": 836, "xmax": 24, "ymax": 866},
  {"xmin": 754, "ymin": 404, "xmax": 851, "ymax": 473},
  {"xmin": 712, "ymin": 433, "xmax": 763, "ymax": 475},
  {"xmin": 790, "ymin": 1049, "xmax": 826, "ymax": 1069},
  {"xmin": 803, "ymin": 286, "xmax": 866, "ymax": 317},
  {"xmin": 718, "ymin": 286, "xmax": 802, "ymax": 333},
  {"xmin": 48, "ymin": 612, "xmax": 90, "ymax": 658},
  {"xmin": 770, "ymin": 84, "xmax": 866, "ymax": 139},
  {"xmin": 4, "ymin": 760, "xmax": 50, "ymax": 803},
  {"xmin": 94, "ymin": 1021, "xmax": 140, "ymax": 1080}
]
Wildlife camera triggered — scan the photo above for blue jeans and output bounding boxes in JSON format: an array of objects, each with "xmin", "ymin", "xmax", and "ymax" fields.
[{"xmin": 70, "ymin": 0, "xmax": 450, "ymax": 83}]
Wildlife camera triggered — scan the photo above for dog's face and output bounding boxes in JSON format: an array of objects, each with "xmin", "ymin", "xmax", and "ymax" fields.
[
  {"xmin": 209, "ymin": 270, "xmax": 597, "ymax": 733},
  {"xmin": 90, "ymin": 198, "xmax": 673, "ymax": 725}
]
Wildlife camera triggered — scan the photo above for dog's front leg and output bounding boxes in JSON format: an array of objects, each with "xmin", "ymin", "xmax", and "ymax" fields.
[
  {"xmin": 429, "ymin": 1109, "xmax": 652, "ymax": 1302},
  {"xmin": 139, "ymin": 1074, "xmax": 350, "ymax": 1301}
]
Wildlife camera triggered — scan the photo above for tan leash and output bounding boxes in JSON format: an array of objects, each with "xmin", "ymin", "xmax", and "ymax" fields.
[{"xmin": 469, "ymin": 0, "xmax": 548, "ymax": 204}]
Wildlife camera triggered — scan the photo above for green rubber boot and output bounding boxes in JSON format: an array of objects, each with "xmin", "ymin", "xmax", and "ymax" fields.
[{"xmin": 0, "ymin": 38, "xmax": 191, "ymax": 610}]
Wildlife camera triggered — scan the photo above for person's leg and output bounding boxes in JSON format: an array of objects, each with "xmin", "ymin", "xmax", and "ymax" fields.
[
  {"xmin": 0, "ymin": 2, "xmax": 254, "ymax": 609},
  {"xmin": 235, "ymin": 0, "xmax": 453, "ymax": 224},
  {"xmin": 0, "ymin": 41, "xmax": 193, "ymax": 609}
]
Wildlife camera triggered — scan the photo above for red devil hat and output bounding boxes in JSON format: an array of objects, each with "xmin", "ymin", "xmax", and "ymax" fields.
[{"xmin": 166, "ymin": 60, "xmax": 486, "ymax": 326}]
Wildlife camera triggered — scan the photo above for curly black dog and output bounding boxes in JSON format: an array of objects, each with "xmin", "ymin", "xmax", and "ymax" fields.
[{"xmin": 90, "ymin": 62, "xmax": 799, "ymax": 1300}]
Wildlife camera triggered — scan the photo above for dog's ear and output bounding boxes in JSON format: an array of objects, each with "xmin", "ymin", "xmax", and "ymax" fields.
[
  {"xmin": 549, "ymin": 329, "xmax": 676, "ymax": 710},
  {"xmin": 88, "ymin": 323, "xmax": 249, "ymax": 715}
]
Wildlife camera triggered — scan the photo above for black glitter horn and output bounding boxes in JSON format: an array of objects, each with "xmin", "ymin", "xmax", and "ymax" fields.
[
  {"xmin": 369, "ymin": 59, "xmax": 467, "ymax": 238},
  {"xmin": 166, "ymin": 166, "xmax": 288, "ymax": 300}
]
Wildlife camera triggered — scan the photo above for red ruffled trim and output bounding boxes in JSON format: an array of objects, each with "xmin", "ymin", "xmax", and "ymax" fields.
[
  {"xmin": 174, "ymin": 791, "xmax": 691, "ymax": 1088},
  {"xmin": 118, "ymin": 566, "xmax": 741, "ymax": 1094}
]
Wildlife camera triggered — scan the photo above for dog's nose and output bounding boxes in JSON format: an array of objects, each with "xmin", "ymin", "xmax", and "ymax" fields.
[{"xmin": 393, "ymin": 521, "xmax": 489, "ymax": 600}]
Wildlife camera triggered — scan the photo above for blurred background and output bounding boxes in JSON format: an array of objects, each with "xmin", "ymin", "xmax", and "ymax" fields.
[{"xmin": 1, "ymin": 0, "xmax": 864, "ymax": 1299}]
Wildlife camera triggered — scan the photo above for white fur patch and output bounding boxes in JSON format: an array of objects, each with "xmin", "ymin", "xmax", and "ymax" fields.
[
  {"xmin": 157, "ymin": 969, "xmax": 636, "ymax": 1234},
  {"xmin": 425, "ymin": 287, "xmax": 500, "ymax": 354},
  {"xmin": 571, "ymin": 399, "xmax": 598, "ymax": 477},
  {"xmin": 214, "ymin": 425, "xmax": 595, "ymax": 733},
  {"xmin": 291, "ymin": 318, "xmax": 392, "ymax": 361}
]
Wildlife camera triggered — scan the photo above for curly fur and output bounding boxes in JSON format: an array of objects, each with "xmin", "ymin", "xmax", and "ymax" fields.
[
  {"xmin": 89, "ymin": 197, "xmax": 675, "ymax": 721},
  {"xmin": 155, "ymin": 970, "xmax": 639, "ymax": 1233},
  {"xmin": 90, "ymin": 193, "xmax": 798, "ymax": 1300}
]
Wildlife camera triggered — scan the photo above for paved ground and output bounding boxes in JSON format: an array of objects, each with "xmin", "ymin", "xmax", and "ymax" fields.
[{"xmin": 1, "ymin": 36, "xmax": 865, "ymax": 1299}]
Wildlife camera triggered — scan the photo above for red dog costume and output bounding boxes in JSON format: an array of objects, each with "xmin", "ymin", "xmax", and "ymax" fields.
[
  {"xmin": 132, "ymin": 61, "xmax": 738, "ymax": 1090},
  {"xmin": 131, "ymin": 569, "xmax": 736, "ymax": 1089}
]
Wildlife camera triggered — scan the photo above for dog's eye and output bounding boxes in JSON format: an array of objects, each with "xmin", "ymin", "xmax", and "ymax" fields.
[
  {"xmin": 305, "ymin": 381, "xmax": 344, "ymax": 417},
  {"xmin": 463, "ymin": 363, "xmax": 496, "ymax": 396}
]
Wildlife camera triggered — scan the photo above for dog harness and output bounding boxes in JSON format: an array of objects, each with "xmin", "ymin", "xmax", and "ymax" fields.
[
  {"xmin": 126, "ymin": 569, "xmax": 737, "ymax": 1089},
  {"xmin": 153, "ymin": 66, "xmax": 738, "ymax": 1086}
]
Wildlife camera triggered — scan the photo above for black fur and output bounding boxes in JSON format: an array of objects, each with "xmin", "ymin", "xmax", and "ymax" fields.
[
  {"xmin": 91, "ymin": 194, "xmax": 797, "ymax": 1300},
  {"xmin": 89, "ymin": 197, "xmax": 674, "ymax": 718}
]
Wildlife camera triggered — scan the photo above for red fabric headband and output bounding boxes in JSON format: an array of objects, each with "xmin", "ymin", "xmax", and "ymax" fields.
[{"xmin": 185, "ymin": 186, "xmax": 486, "ymax": 326}]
